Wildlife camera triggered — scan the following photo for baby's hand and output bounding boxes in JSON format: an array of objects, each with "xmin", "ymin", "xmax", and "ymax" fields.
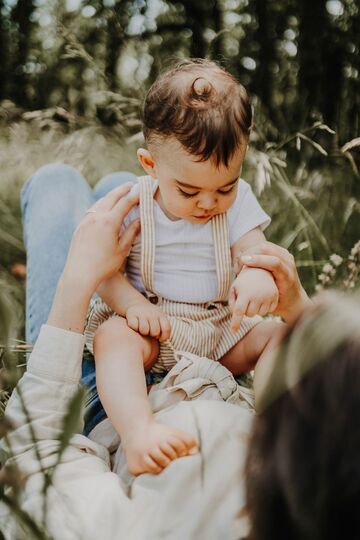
[
  {"xmin": 229, "ymin": 268, "xmax": 279, "ymax": 332},
  {"xmin": 126, "ymin": 302, "xmax": 171, "ymax": 341}
]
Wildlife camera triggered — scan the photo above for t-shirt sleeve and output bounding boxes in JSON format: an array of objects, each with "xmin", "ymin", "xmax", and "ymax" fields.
[{"xmin": 228, "ymin": 179, "xmax": 271, "ymax": 246}]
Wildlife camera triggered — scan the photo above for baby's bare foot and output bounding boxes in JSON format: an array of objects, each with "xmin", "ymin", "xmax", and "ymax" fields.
[{"xmin": 123, "ymin": 422, "xmax": 198, "ymax": 476}]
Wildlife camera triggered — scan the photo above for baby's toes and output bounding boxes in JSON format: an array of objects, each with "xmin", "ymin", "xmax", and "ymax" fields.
[
  {"xmin": 169, "ymin": 430, "xmax": 198, "ymax": 457},
  {"xmin": 143, "ymin": 454, "xmax": 163, "ymax": 475},
  {"xmin": 127, "ymin": 453, "xmax": 161, "ymax": 476},
  {"xmin": 149, "ymin": 447, "xmax": 172, "ymax": 469},
  {"xmin": 159, "ymin": 441, "xmax": 178, "ymax": 461}
]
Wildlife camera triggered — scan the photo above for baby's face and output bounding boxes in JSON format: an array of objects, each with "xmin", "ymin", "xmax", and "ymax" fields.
[{"xmin": 138, "ymin": 138, "xmax": 247, "ymax": 223}]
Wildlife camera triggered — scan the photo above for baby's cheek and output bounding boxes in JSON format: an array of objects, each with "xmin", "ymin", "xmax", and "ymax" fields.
[{"xmin": 221, "ymin": 193, "xmax": 237, "ymax": 212}]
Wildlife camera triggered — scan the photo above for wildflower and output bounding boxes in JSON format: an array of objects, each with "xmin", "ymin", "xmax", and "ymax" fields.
[
  {"xmin": 322, "ymin": 263, "xmax": 335, "ymax": 275},
  {"xmin": 329, "ymin": 254, "xmax": 343, "ymax": 267}
]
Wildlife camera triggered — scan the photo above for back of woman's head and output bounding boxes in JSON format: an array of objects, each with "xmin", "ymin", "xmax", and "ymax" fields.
[{"xmin": 246, "ymin": 292, "xmax": 360, "ymax": 540}]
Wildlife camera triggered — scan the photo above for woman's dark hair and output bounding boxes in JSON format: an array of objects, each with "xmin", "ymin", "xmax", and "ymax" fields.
[
  {"xmin": 246, "ymin": 294, "xmax": 360, "ymax": 540},
  {"xmin": 142, "ymin": 58, "xmax": 252, "ymax": 167}
]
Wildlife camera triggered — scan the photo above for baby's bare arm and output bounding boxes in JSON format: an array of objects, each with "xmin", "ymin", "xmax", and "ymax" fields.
[
  {"xmin": 97, "ymin": 271, "xmax": 148, "ymax": 315},
  {"xmin": 97, "ymin": 272, "xmax": 170, "ymax": 340}
]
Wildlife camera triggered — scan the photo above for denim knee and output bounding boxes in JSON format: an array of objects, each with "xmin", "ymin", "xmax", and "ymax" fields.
[
  {"xmin": 20, "ymin": 163, "xmax": 88, "ymax": 216},
  {"xmin": 93, "ymin": 170, "xmax": 138, "ymax": 200}
]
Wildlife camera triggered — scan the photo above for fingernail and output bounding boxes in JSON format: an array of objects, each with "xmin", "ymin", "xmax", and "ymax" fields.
[
  {"xmin": 241, "ymin": 255, "xmax": 253, "ymax": 262},
  {"xmin": 189, "ymin": 447, "xmax": 198, "ymax": 455}
]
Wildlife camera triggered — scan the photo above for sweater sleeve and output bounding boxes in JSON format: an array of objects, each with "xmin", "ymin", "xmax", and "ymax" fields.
[{"xmin": 1, "ymin": 324, "xmax": 133, "ymax": 540}]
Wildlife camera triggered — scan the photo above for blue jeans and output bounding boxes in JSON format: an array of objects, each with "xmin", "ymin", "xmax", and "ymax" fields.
[{"xmin": 21, "ymin": 163, "xmax": 137, "ymax": 434}]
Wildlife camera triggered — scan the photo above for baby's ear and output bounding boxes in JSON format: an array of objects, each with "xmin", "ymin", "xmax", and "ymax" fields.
[{"xmin": 137, "ymin": 148, "xmax": 157, "ymax": 178}]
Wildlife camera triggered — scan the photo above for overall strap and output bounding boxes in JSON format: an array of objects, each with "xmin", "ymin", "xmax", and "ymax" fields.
[
  {"xmin": 139, "ymin": 176, "xmax": 156, "ymax": 295},
  {"xmin": 211, "ymin": 213, "xmax": 233, "ymax": 302}
]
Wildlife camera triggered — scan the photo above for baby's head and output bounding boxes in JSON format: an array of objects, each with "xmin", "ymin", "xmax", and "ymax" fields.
[{"xmin": 138, "ymin": 58, "xmax": 252, "ymax": 222}]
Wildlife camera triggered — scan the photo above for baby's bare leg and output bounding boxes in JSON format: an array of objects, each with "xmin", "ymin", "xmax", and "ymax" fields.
[
  {"xmin": 220, "ymin": 320, "xmax": 285, "ymax": 375},
  {"xmin": 93, "ymin": 316, "xmax": 197, "ymax": 475}
]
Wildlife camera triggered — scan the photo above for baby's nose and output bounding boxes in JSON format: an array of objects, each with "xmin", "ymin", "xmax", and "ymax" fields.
[{"xmin": 197, "ymin": 196, "xmax": 217, "ymax": 211}]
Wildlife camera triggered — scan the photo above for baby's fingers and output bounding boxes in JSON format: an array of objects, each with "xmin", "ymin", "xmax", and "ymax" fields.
[
  {"xmin": 159, "ymin": 317, "xmax": 171, "ymax": 342},
  {"xmin": 126, "ymin": 315, "xmax": 139, "ymax": 332},
  {"xmin": 230, "ymin": 298, "xmax": 249, "ymax": 333},
  {"xmin": 149, "ymin": 318, "xmax": 161, "ymax": 338},
  {"xmin": 246, "ymin": 300, "xmax": 261, "ymax": 318},
  {"xmin": 138, "ymin": 317, "xmax": 150, "ymax": 336},
  {"xmin": 228, "ymin": 285, "xmax": 237, "ymax": 312},
  {"xmin": 269, "ymin": 298, "xmax": 278, "ymax": 313},
  {"xmin": 258, "ymin": 303, "xmax": 270, "ymax": 317}
]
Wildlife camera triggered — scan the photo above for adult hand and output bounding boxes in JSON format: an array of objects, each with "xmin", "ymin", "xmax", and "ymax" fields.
[
  {"xmin": 234, "ymin": 241, "xmax": 312, "ymax": 323},
  {"xmin": 63, "ymin": 182, "xmax": 140, "ymax": 292},
  {"xmin": 48, "ymin": 183, "xmax": 140, "ymax": 333}
]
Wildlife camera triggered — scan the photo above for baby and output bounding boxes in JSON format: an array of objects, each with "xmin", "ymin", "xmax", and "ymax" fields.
[{"xmin": 85, "ymin": 59, "xmax": 283, "ymax": 476}]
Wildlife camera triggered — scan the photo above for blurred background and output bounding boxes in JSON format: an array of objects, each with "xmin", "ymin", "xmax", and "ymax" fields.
[{"xmin": 0, "ymin": 0, "xmax": 359, "ymax": 353}]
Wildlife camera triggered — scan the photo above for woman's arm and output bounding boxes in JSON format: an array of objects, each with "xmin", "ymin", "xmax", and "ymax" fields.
[{"xmin": 47, "ymin": 184, "xmax": 140, "ymax": 333}]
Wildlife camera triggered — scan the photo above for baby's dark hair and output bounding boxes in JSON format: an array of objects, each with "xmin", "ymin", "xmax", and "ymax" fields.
[{"xmin": 141, "ymin": 58, "xmax": 252, "ymax": 167}]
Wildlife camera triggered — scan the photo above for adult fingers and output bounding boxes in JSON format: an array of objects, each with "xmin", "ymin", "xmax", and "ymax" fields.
[
  {"xmin": 230, "ymin": 298, "xmax": 249, "ymax": 332},
  {"xmin": 237, "ymin": 242, "xmax": 293, "ymax": 273},
  {"xmin": 87, "ymin": 182, "xmax": 134, "ymax": 213},
  {"xmin": 248, "ymin": 241, "xmax": 293, "ymax": 261},
  {"xmin": 118, "ymin": 219, "xmax": 140, "ymax": 255},
  {"xmin": 241, "ymin": 256, "xmax": 294, "ymax": 289},
  {"xmin": 239, "ymin": 255, "xmax": 283, "ymax": 275},
  {"xmin": 269, "ymin": 299, "xmax": 279, "ymax": 313},
  {"xmin": 110, "ymin": 191, "xmax": 140, "ymax": 230}
]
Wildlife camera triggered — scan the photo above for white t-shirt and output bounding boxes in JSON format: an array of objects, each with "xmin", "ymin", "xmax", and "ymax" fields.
[{"xmin": 123, "ymin": 177, "xmax": 270, "ymax": 303}]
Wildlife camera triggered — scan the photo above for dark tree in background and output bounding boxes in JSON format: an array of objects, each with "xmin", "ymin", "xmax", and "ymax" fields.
[
  {"xmin": 10, "ymin": 0, "xmax": 36, "ymax": 106},
  {"xmin": 0, "ymin": 0, "xmax": 358, "ymax": 142},
  {"xmin": 105, "ymin": 2, "xmax": 129, "ymax": 91}
]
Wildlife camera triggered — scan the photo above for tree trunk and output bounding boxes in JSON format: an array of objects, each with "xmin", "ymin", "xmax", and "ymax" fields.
[
  {"xmin": 10, "ymin": 0, "xmax": 35, "ymax": 107},
  {"xmin": 0, "ymin": 0, "xmax": 8, "ymax": 100},
  {"xmin": 297, "ymin": 0, "xmax": 328, "ymax": 125},
  {"xmin": 210, "ymin": 0, "xmax": 223, "ymax": 60},
  {"xmin": 105, "ymin": 2, "xmax": 128, "ymax": 91},
  {"xmin": 253, "ymin": 0, "xmax": 277, "ymax": 121}
]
